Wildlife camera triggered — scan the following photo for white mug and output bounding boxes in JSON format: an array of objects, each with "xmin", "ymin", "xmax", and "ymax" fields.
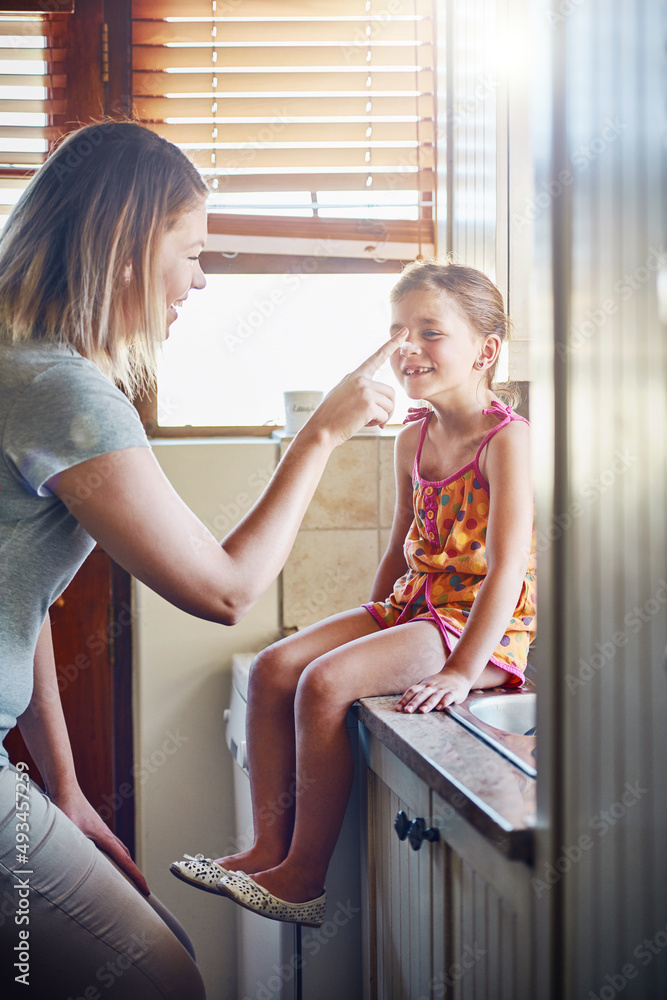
[{"xmin": 283, "ymin": 391, "xmax": 323, "ymax": 435}]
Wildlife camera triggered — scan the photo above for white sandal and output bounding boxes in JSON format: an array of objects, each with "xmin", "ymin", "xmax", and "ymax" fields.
[
  {"xmin": 169, "ymin": 853, "xmax": 231, "ymax": 895},
  {"xmin": 217, "ymin": 871, "xmax": 327, "ymax": 927}
]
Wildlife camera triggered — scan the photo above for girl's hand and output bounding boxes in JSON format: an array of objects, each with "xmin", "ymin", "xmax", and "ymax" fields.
[
  {"xmin": 54, "ymin": 784, "xmax": 150, "ymax": 896},
  {"xmin": 395, "ymin": 667, "xmax": 473, "ymax": 714}
]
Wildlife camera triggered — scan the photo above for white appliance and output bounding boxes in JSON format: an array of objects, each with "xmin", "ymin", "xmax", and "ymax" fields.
[{"xmin": 225, "ymin": 653, "xmax": 362, "ymax": 1000}]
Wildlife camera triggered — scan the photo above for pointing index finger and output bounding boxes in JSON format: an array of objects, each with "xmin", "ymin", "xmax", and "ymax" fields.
[{"xmin": 354, "ymin": 328, "xmax": 408, "ymax": 378}]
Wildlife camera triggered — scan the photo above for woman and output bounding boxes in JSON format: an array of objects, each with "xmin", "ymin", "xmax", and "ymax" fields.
[{"xmin": 0, "ymin": 121, "xmax": 402, "ymax": 998}]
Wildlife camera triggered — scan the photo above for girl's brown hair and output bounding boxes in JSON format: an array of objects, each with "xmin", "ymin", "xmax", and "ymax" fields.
[
  {"xmin": 0, "ymin": 120, "xmax": 208, "ymax": 397},
  {"xmin": 391, "ymin": 258, "xmax": 520, "ymax": 408}
]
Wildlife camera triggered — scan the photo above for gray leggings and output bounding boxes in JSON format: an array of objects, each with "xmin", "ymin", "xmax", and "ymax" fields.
[{"xmin": 0, "ymin": 765, "xmax": 206, "ymax": 999}]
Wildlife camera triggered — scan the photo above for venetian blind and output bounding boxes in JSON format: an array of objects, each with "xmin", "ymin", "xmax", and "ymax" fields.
[
  {"xmin": 132, "ymin": 0, "xmax": 437, "ymax": 261},
  {"xmin": 0, "ymin": 12, "xmax": 66, "ymax": 225}
]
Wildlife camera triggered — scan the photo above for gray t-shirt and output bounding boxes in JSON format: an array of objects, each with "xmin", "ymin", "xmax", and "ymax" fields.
[{"xmin": 0, "ymin": 342, "xmax": 149, "ymax": 764}]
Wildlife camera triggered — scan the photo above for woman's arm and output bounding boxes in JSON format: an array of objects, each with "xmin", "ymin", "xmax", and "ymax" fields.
[
  {"xmin": 369, "ymin": 424, "xmax": 417, "ymax": 601},
  {"xmin": 396, "ymin": 419, "xmax": 534, "ymax": 712},
  {"xmin": 48, "ymin": 335, "xmax": 406, "ymax": 626},
  {"xmin": 17, "ymin": 616, "xmax": 150, "ymax": 894}
]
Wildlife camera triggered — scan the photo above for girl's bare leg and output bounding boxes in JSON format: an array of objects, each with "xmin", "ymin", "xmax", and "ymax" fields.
[
  {"xmin": 214, "ymin": 608, "xmax": 381, "ymax": 874},
  {"xmin": 245, "ymin": 621, "xmax": 511, "ymax": 902}
]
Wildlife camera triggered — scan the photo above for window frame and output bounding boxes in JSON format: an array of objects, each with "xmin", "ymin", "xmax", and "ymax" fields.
[
  {"xmin": 127, "ymin": 0, "xmax": 439, "ymax": 437},
  {"xmin": 135, "ymin": 250, "xmax": 405, "ymax": 437}
]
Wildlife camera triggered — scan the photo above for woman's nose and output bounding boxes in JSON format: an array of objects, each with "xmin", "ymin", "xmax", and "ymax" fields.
[{"xmin": 192, "ymin": 261, "xmax": 207, "ymax": 292}]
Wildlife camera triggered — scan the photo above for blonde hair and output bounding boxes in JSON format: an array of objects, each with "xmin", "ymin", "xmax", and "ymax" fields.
[
  {"xmin": 0, "ymin": 120, "xmax": 208, "ymax": 397},
  {"xmin": 391, "ymin": 258, "xmax": 520, "ymax": 408}
]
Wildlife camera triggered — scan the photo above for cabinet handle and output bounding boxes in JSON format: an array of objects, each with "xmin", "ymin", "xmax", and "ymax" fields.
[
  {"xmin": 407, "ymin": 816, "xmax": 440, "ymax": 851},
  {"xmin": 394, "ymin": 810, "xmax": 410, "ymax": 841}
]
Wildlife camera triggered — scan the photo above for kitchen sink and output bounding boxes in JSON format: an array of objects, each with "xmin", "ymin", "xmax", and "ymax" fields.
[
  {"xmin": 469, "ymin": 693, "xmax": 536, "ymax": 736},
  {"xmin": 446, "ymin": 686, "xmax": 537, "ymax": 776}
]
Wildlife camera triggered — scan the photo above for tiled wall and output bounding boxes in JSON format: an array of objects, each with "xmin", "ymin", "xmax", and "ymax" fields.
[
  {"xmin": 280, "ymin": 383, "xmax": 529, "ymax": 633},
  {"xmin": 281, "ymin": 433, "xmax": 397, "ymax": 631}
]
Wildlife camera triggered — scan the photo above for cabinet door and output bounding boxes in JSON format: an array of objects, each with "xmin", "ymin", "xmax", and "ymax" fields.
[
  {"xmin": 360, "ymin": 729, "xmax": 535, "ymax": 1000},
  {"xmin": 4, "ymin": 551, "xmax": 135, "ymax": 849},
  {"xmin": 362, "ymin": 736, "xmax": 435, "ymax": 1000},
  {"xmin": 431, "ymin": 792, "xmax": 533, "ymax": 1000}
]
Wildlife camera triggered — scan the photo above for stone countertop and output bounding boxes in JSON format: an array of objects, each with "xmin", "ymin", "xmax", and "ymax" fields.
[{"xmin": 352, "ymin": 695, "xmax": 536, "ymax": 863}]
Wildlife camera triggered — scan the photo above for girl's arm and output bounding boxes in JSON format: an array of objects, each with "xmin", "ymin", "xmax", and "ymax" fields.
[
  {"xmin": 396, "ymin": 419, "xmax": 533, "ymax": 712},
  {"xmin": 16, "ymin": 616, "xmax": 150, "ymax": 894},
  {"xmin": 369, "ymin": 424, "xmax": 417, "ymax": 601},
  {"xmin": 47, "ymin": 335, "xmax": 405, "ymax": 627}
]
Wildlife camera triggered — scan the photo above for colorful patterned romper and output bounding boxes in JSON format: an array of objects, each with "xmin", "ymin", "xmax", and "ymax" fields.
[{"xmin": 363, "ymin": 401, "xmax": 537, "ymax": 685}]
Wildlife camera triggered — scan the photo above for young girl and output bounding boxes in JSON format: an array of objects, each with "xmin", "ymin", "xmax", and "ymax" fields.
[{"xmin": 171, "ymin": 260, "xmax": 536, "ymax": 928}]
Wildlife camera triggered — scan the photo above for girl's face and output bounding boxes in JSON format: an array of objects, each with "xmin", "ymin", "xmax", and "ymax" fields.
[
  {"xmin": 158, "ymin": 199, "xmax": 208, "ymax": 330},
  {"xmin": 389, "ymin": 288, "xmax": 492, "ymax": 401}
]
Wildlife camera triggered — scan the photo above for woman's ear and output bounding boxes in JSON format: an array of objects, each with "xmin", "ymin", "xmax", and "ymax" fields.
[{"xmin": 122, "ymin": 263, "xmax": 132, "ymax": 285}]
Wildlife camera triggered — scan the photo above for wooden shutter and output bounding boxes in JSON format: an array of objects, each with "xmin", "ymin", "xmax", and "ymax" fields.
[
  {"xmin": 0, "ymin": 11, "xmax": 67, "ymax": 223},
  {"xmin": 132, "ymin": 0, "xmax": 437, "ymax": 261},
  {"xmin": 0, "ymin": 2, "xmax": 73, "ymax": 10}
]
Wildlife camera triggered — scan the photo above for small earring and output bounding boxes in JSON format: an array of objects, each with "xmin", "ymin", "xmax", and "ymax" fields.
[{"xmin": 476, "ymin": 361, "xmax": 485, "ymax": 369}]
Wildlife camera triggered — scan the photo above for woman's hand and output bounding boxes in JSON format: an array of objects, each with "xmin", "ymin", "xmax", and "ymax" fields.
[
  {"xmin": 304, "ymin": 329, "xmax": 408, "ymax": 448},
  {"xmin": 55, "ymin": 784, "xmax": 150, "ymax": 896},
  {"xmin": 395, "ymin": 667, "xmax": 473, "ymax": 714}
]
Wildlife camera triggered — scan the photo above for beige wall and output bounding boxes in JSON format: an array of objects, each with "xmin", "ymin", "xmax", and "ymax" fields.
[
  {"xmin": 281, "ymin": 432, "xmax": 396, "ymax": 630},
  {"xmin": 133, "ymin": 433, "xmax": 397, "ymax": 997},
  {"xmin": 133, "ymin": 438, "xmax": 279, "ymax": 999}
]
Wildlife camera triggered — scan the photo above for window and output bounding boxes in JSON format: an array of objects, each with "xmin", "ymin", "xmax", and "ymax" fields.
[
  {"xmin": 0, "ymin": 10, "xmax": 67, "ymax": 227},
  {"xmin": 157, "ymin": 270, "xmax": 411, "ymax": 429},
  {"xmin": 132, "ymin": 0, "xmax": 438, "ymax": 432},
  {"xmin": 133, "ymin": 0, "xmax": 436, "ymax": 259}
]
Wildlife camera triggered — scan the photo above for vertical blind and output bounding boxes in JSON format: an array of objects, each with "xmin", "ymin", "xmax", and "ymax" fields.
[
  {"xmin": 448, "ymin": 0, "xmax": 497, "ymax": 280},
  {"xmin": 132, "ymin": 0, "xmax": 437, "ymax": 260},
  {"xmin": 0, "ymin": 12, "xmax": 66, "ymax": 225}
]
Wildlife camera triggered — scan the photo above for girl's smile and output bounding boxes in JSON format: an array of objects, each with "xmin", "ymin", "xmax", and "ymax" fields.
[{"xmin": 401, "ymin": 364, "xmax": 435, "ymax": 378}]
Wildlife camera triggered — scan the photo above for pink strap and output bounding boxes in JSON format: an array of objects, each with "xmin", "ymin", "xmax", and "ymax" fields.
[
  {"xmin": 402, "ymin": 402, "xmax": 528, "ymax": 483},
  {"xmin": 403, "ymin": 406, "xmax": 432, "ymax": 424},
  {"xmin": 475, "ymin": 401, "xmax": 528, "ymax": 463},
  {"xmin": 402, "ymin": 408, "xmax": 433, "ymax": 481}
]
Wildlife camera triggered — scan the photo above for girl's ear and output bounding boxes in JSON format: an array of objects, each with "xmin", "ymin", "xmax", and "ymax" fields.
[
  {"xmin": 122, "ymin": 263, "xmax": 132, "ymax": 285},
  {"xmin": 476, "ymin": 334, "xmax": 501, "ymax": 369}
]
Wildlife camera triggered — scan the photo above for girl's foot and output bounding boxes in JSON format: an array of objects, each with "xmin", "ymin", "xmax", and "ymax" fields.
[
  {"xmin": 214, "ymin": 846, "xmax": 286, "ymax": 876},
  {"xmin": 240, "ymin": 859, "xmax": 324, "ymax": 905}
]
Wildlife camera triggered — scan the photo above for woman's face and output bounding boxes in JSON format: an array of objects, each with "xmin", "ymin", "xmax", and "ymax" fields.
[{"xmin": 158, "ymin": 199, "xmax": 208, "ymax": 330}]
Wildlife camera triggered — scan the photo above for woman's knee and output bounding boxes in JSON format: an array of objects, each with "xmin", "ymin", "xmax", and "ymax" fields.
[
  {"xmin": 80, "ymin": 932, "xmax": 206, "ymax": 1000},
  {"xmin": 1, "ymin": 898, "xmax": 206, "ymax": 1000},
  {"xmin": 130, "ymin": 922, "xmax": 206, "ymax": 1000}
]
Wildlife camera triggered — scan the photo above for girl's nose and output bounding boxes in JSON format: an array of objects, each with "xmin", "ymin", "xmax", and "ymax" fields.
[{"xmin": 399, "ymin": 337, "xmax": 419, "ymax": 355}]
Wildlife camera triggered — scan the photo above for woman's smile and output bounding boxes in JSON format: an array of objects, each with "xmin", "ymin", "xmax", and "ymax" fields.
[{"xmin": 168, "ymin": 297, "xmax": 187, "ymax": 324}]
